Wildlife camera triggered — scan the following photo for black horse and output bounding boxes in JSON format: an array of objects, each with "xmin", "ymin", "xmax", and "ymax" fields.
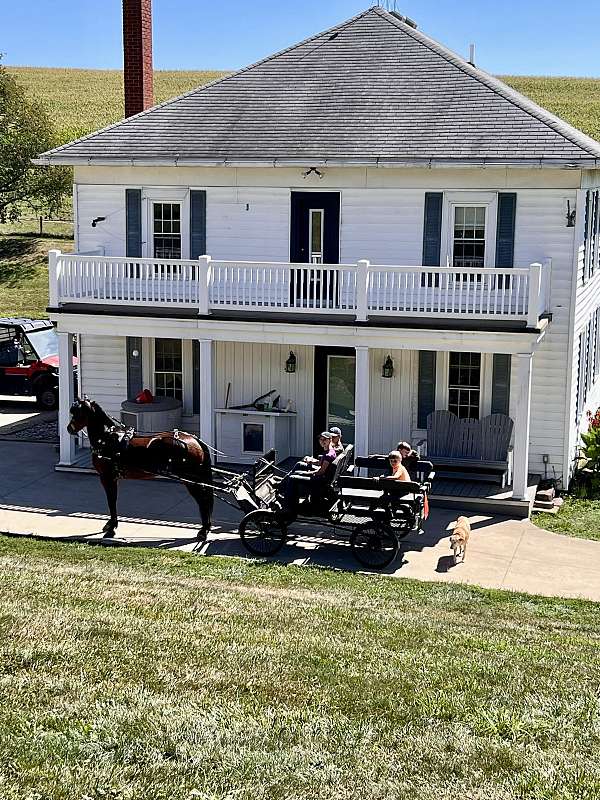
[{"xmin": 67, "ymin": 398, "xmax": 213, "ymax": 540}]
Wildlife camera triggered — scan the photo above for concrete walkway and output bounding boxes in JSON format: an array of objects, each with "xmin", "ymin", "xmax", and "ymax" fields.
[{"xmin": 1, "ymin": 440, "xmax": 599, "ymax": 602}]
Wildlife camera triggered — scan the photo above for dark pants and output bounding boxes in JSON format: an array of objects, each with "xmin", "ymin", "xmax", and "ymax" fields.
[{"xmin": 280, "ymin": 469, "xmax": 331, "ymax": 516}]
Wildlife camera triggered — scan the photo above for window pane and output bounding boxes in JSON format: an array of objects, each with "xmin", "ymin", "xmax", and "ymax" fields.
[
  {"xmin": 153, "ymin": 203, "xmax": 182, "ymax": 259},
  {"xmin": 453, "ymin": 206, "xmax": 486, "ymax": 268},
  {"xmin": 448, "ymin": 352, "xmax": 480, "ymax": 419}
]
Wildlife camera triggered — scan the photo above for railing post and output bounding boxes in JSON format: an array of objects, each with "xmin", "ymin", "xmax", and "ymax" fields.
[
  {"xmin": 355, "ymin": 259, "xmax": 370, "ymax": 322},
  {"xmin": 48, "ymin": 249, "xmax": 61, "ymax": 307},
  {"xmin": 527, "ymin": 262, "xmax": 542, "ymax": 327},
  {"xmin": 198, "ymin": 254, "xmax": 211, "ymax": 316},
  {"xmin": 541, "ymin": 257, "xmax": 552, "ymax": 318}
]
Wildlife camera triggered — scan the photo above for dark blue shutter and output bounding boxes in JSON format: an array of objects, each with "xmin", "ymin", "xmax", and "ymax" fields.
[
  {"xmin": 192, "ymin": 340, "xmax": 200, "ymax": 414},
  {"xmin": 190, "ymin": 190, "xmax": 207, "ymax": 259},
  {"xmin": 495, "ymin": 193, "xmax": 517, "ymax": 268},
  {"xmin": 126, "ymin": 337, "xmax": 143, "ymax": 400},
  {"xmin": 491, "ymin": 354, "xmax": 511, "ymax": 416},
  {"xmin": 418, "ymin": 351, "xmax": 436, "ymax": 429},
  {"xmin": 125, "ymin": 189, "xmax": 142, "ymax": 257},
  {"xmin": 422, "ymin": 193, "xmax": 443, "ymax": 266}
]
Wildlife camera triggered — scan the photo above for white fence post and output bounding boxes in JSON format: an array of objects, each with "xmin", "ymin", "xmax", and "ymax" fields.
[
  {"xmin": 541, "ymin": 257, "xmax": 552, "ymax": 318},
  {"xmin": 48, "ymin": 249, "xmax": 61, "ymax": 307},
  {"xmin": 527, "ymin": 262, "xmax": 542, "ymax": 327},
  {"xmin": 198, "ymin": 254, "xmax": 211, "ymax": 315},
  {"xmin": 355, "ymin": 259, "xmax": 370, "ymax": 322}
]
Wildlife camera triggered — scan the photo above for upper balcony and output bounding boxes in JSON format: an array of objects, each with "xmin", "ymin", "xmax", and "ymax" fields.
[{"xmin": 48, "ymin": 251, "xmax": 552, "ymax": 329}]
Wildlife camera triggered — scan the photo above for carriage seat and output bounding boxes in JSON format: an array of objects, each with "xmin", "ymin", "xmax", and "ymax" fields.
[{"xmin": 337, "ymin": 475, "xmax": 423, "ymax": 514}]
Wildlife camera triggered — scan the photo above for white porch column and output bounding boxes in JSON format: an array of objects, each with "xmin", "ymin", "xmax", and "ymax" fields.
[
  {"xmin": 198, "ymin": 338, "xmax": 214, "ymax": 447},
  {"xmin": 58, "ymin": 331, "xmax": 76, "ymax": 465},
  {"xmin": 354, "ymin": 346, "xmax": 370, "ymax": 457},
  {"xmin": 512, "ymin": 352, "xmax": 533, "ymax": 500}
]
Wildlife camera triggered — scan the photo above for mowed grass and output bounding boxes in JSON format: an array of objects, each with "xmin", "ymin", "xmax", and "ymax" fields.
[
  {"xmin": 8, "ymin": 66, "xmax": 600, "ymax": 144},
  {"xmin": 533, "ymin": 497, "xmax": 600, "ymax": 541},
  {"xmin": 0, "ymin": 220, "xmax": 73, "ymax": 319},
  {"xmin": 0, "ymin": 535, "xmax": 598, "ymax": 800}
]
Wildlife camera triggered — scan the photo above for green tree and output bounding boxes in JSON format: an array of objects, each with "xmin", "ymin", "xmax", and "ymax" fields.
[{"xmin": 0, "ymin": 58, "xmax": 71, "ymax": 222}]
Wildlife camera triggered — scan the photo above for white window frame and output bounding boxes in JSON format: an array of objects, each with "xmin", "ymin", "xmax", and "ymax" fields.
[
  {"xmin": 148, "ymin": 338, "xmax": 185, "ymax": 404},
  {"xmin": 309, "ymin": 208, "xmax": 325, "ymax": 264},
  {"xmin": 441, "ymin": 192, "xmax": 498, "ymax": 268},
  {"xmin": 434, "ymin": 352, "xmax": 493, "ymax": 421},
  {"xmin": 141, "ymin": 188, "xmax": 190, "ymax": 259}
]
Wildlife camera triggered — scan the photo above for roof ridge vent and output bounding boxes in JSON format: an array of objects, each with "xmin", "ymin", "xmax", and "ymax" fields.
[{"xmin": 388, "ymin": 9, "xmax": 418, "ymax": 29}]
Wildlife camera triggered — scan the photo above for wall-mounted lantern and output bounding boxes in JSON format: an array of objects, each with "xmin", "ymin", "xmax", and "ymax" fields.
[
  {"xmin": 566, "ymin": 200, "xmax": 576, "ymax": 228},
  {"xmin": 382, "ymin": 354, "xmax": 394, "ymax": 378},
  {"xmin": 91, "ymin": 216, "xmax": 106, "ymax": 228},
  {"xmin": 285, "ymin": 351, "xmax": 297, "ymax": 374}
]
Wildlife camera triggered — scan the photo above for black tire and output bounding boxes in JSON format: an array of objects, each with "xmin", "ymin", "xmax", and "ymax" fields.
[
  {"xmin": 239, "ymin": 510, "xmax": 287, "ymax": 557},
  {"xmin": 350, "ymin": 522, "xmax": 399, "ymax": 569},
  {"xmin": 36, "ymin": 386, "xmax": 58, "ymax": 410}
]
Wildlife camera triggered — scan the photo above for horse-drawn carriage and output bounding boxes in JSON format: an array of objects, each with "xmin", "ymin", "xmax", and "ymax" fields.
[
  {"xmin": 67, "ymin": 398, "xmax": 433, "ymax": 569},
  {"xmin": 229, "ymin": 447, "xmax": 434, "ymax": 569}
]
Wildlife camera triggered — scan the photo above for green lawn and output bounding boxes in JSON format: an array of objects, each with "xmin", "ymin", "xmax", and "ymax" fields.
[
  {"xmin": 533, "ymin": 497, "xmax": 600, "ymax": 541},
  {"xmin": 0, "ymin": 535, "xmax": 598, "ymax": 799},
  {"xmin": 0, "ymin": 219, "xmax": 73, "ymax": 318}
]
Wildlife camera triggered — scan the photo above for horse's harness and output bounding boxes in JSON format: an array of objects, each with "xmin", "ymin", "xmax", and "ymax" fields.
[{"xmin": 90, "ymin": 414, "xmax": 191, "ymax": 478}]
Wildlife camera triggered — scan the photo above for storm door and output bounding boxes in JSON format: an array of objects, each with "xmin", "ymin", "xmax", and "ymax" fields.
[{"xmin": 313, "ymin": 346, "xmax": 355, "ymax": 447}]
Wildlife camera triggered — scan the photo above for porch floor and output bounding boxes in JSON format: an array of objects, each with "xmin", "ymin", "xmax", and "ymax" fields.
[{"xmin": 58, "ymin": 450, "xmax": 539, "ymax": 518}]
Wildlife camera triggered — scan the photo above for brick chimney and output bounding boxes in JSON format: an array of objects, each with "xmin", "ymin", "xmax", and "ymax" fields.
[{"xmin": 122, "ymin": 0, "xmax": 154, "ymax": 117}]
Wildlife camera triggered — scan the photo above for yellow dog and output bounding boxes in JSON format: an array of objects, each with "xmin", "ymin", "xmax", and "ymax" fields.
[{"xmin": 450, "ymin": 516, "xmax": 471, "ymax": 565}]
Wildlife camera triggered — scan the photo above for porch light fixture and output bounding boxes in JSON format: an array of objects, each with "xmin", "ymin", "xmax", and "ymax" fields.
[
  {"xmin": 382, "ymin": 354, "xmax": 394, "ymax": 378},
  {"xmin": 285, "ymin": 351, "xmax": 297, "ymax": 373},
  {"xmin": 91, "ymin": 216, "xmax": 106, "ymax": 227},
  {"xmin": 565, "ymin": 200, "xmax": 576, "ymax": 228}
]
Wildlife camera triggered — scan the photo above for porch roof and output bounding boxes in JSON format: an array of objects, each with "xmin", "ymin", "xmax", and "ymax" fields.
[
  {"xmin": 35, "ymin": 7, "xmax": 600, "ymax": 168},
  {"xmin": 50, "ymin": 306, "xmax": 547, "ymax": 355}
]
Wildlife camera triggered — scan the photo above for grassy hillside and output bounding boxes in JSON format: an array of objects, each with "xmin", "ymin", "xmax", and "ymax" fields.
[
  {"xmin": 7, "ymin": 66, "xmax": 600, "ymax": 144},
  {"xmin": 0, "ymin": 535, "xmax": 598, "ymax": 799}
]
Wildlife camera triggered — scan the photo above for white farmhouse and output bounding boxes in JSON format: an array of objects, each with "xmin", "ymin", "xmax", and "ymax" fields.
[{"xmin": 35, "ymin": 5, "xmax": 600, "ymax": 515}]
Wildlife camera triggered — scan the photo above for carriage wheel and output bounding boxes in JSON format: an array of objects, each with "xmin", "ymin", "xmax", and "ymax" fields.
[
  {"xmin": 239, "ymin": 510, "xmax": 287, "ymax": 557},
  {"xmin": 350, "ymin": 522, "xmax": 399, "ymax": 569}
]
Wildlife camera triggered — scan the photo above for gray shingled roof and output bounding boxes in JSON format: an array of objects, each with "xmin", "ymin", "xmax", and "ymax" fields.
[{"xmin": 35, "ymin": 6, "xmax": 600, "ymax": 167}]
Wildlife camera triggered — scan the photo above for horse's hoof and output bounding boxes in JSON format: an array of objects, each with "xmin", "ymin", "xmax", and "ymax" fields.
[
  {"xmin": 196, "ymin": 528, "xmax": 209, "ymax": 543},
  {"xmin": 102, "ymin": 521, "xmax": 117, "ymax": 538}
]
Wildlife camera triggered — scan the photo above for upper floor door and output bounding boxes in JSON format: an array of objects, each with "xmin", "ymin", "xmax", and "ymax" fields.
[
  {"xmin": 290, "ymin": 191, "xmax": 340, "ymax": 264},
  {"xmin": 290, "ymin": 192, "xmax": 341, "ymax": 309}
]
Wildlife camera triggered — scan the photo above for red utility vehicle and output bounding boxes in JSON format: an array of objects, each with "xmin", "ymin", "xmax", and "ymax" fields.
[{"xmin": 0, "ymin": 318, "xmax": 75, "ymax": 410}]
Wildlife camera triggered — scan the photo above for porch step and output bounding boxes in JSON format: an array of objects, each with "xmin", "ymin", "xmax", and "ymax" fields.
[{"xmin": 434, "ymin": 469, "xmax": 504, "ymax": 485}]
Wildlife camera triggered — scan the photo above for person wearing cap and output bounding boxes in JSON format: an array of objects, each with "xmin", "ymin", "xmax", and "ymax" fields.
[
  {"xmin": 278, "ymin": 432, "xmax": 337, "ymax": 517},
  {"xmin": 329, "ymin": 426, "xmax": 344, "ymax": 455}
]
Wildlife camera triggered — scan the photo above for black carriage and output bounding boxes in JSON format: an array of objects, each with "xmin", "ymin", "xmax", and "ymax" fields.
[{"xmin": 227, "ymin": 447, "xmax": 434, "ymax": 569}]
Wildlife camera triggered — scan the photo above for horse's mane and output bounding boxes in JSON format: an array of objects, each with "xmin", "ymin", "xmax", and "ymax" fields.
[{"xmin": 90, "ymin": 400, "xmax": 118, "ymax": 430}]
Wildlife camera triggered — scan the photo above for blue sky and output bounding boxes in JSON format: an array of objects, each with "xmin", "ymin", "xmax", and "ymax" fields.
[{"xmin": 2, "ymin": 0, "xmax": 599, "ymax": 76}]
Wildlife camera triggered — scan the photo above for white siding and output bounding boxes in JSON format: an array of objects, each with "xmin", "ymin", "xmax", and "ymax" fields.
[
  {"xmin": 79, "ymin": 335, "xmax": 127, "ymax": 418},
  {"xmin": 206, "ymin": 187, "xmax": 290, "ymax": 261},
  {"xmin": 75, "ymin": 185, "xmax": 127, "ymax": 256},
  {"xmin": 341, "ymin": 190, "xmax": 424, "ymax": 265},
  {"xmin": 368, "ymin": 349, "xmax": 414, "ymax": 454},
  {"xmin": 566, "ymin": 180, "xmax": 600, "ymax": 479},
  {"xmin": 512, "ymin": 190, "xmax": 576, "ymax": 482},
  {"xmin": 214, "ymin": 342, "xmax": 314, "ymax": 455}
]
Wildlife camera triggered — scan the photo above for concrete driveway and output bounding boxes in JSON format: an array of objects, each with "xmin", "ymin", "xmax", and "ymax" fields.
[{"xmin": 0, "ymin": 440, "xmax": 599, "ymax": 602}]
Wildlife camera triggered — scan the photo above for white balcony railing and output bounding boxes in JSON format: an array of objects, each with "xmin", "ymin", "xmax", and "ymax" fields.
[{"xmin": 48, "ymin": 251, "xmax": 552, "ymax": 326}]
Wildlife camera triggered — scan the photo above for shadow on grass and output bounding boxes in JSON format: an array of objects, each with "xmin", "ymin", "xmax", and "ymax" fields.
[{"xmin": 2, "ymin": 230, "xmax": 73, "ymax": 241}]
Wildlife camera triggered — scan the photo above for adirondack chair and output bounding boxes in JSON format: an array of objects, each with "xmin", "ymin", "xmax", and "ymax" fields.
[{"xmin": 426, "ymin": 410, "xmax": 514, "ymax": 486}]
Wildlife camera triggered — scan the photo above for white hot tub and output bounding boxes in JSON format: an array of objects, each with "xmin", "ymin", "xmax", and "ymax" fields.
[{"xmin": 121, "ymin": 397, "xmax": 183, "ymax": 433}]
